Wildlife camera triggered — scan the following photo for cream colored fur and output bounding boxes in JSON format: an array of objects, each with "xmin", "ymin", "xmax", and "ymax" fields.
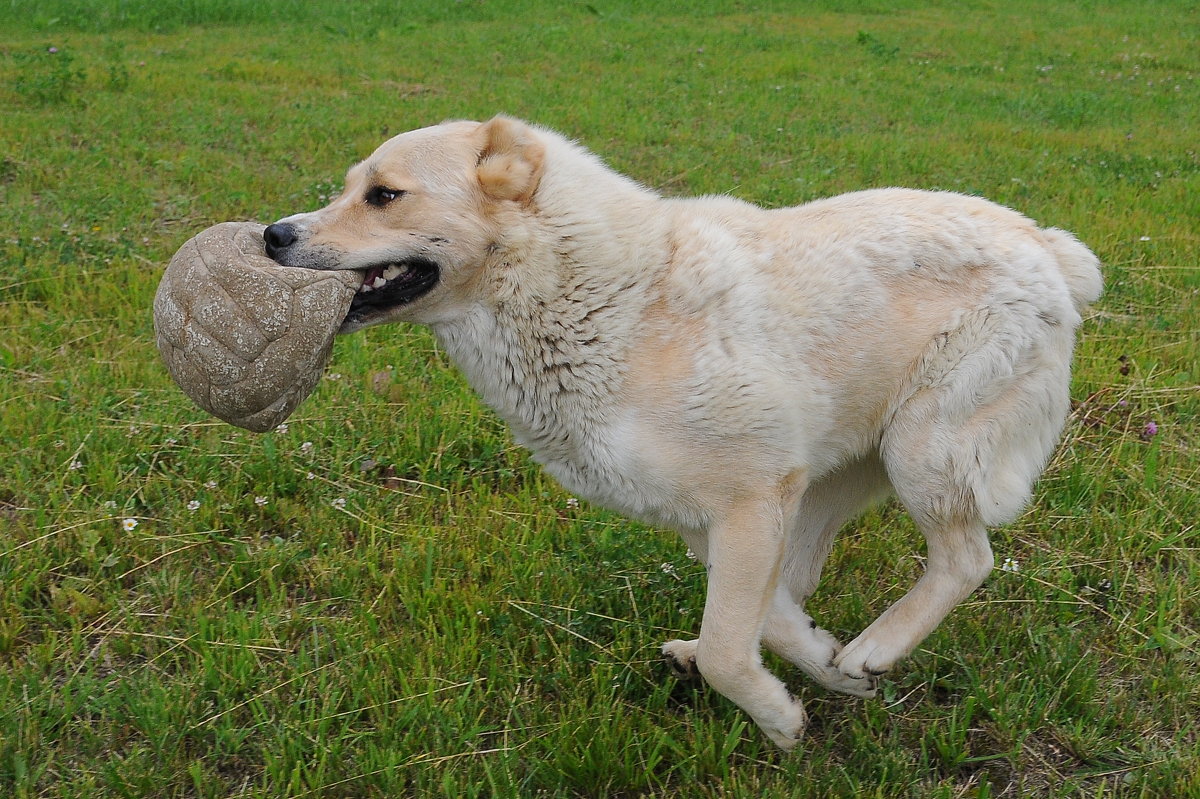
[{"xmin": 268, "ymin": 116, "xmax": 1102, "ymax": 750}]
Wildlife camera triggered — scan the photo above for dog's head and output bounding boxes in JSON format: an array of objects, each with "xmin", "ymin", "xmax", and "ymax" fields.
[{"xmin": 264, "ymin": 116, "xmax": 545, "ymax": 332}]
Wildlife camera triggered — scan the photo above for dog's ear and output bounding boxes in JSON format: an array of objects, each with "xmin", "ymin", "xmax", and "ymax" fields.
[{"xmin": 476, "ymin": 116, "xmax": 544, "ymax": 203}]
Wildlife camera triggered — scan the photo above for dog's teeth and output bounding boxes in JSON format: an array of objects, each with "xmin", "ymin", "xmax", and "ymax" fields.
[
  {"xmin": 360, "ymin": 283, "xmax": 374, "ymax": 293},
  {"xmin": 382, "ymin": 265, "xmax": 403, "ymax": 280},
  {"xmin": 372, "ymin": 276, "xmax": 388, "ymax": 289}
]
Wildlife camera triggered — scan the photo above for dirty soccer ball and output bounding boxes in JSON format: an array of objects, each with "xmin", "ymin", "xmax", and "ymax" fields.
[{"xmin": 153, "ymin": 221, "xmax": 358, "ymax": 432}]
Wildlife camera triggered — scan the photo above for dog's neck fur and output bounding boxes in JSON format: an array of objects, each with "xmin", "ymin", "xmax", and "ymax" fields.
[{"xmin": 432, "ymin": 137, "xmax": 669, "ymax": 481}]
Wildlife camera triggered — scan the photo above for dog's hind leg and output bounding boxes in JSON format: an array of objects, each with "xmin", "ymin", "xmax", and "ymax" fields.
[
  {"xmin": 663, "ymin": 482, "xmax": 809, "ymax": 750},
  {"xmin": 832, "ymin": 513, "xmax": 993, "ymax": 682},
  {"xmin": 833, "ymin": 400, "xmax": 996, "ymax": 682},
  {"xmin": 833, "ymin": 418, "xmax": 995, "ymax": 680},
  {"xmin": 834, "ymin": 309, "xmax": 1072, "ymax": 681}
]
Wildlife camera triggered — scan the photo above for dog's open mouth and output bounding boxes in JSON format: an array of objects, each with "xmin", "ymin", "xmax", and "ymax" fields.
[{"xmin": 344, "ymin": 258, "xmax": 440, "ymax": 323}]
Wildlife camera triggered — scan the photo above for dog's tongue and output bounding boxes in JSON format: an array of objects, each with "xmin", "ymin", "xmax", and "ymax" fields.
[{"xmin": 362, "ymin": 266, "xmax": 384, "ymax": 286}]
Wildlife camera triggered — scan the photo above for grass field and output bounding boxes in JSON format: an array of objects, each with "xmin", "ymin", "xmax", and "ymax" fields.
[{"xmin": 1, "ymin": 1, "xmax": 1198, "ymax": 796}]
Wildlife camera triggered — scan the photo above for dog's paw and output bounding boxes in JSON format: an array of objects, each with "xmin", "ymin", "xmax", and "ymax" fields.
[
  {"xmin": 813, "ymin": 662, "xmax": 879, "ymax": 699},
  {"xmin": 796, "ymin": 626, "xmax": 878, "ymax": 698},
  {"xmin": 764, "ymin": 621, "xmax": 877, "ymax": 699},
  {"xmin": 661, "ymin": 639, "xmax": 700, "ymax": 680},
  {"xmin": 832, "ymin": 635, "xmax": 893, "ymax": 693},
  {"xmin": 755, "ymin": 698, "xmax": 808, "ymax": 751}
]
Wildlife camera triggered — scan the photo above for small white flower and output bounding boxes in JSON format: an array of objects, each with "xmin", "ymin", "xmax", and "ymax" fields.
[
  {"xmin": 122, "ymin": 518, "xmax": 138, "ymax": 531},
  {"xmin": 1001, "ymin": 557, "xmax": 1020, "ymax": 573},
  {"xmin": 254, "ymin": 496, "xmax": 268, "ymax": 507},
  {"xmin": 660, "ymin": 561, "xmax": 678, "ymax": 578},
  {"xmin": 165, "ymin": 438, "xmax": 178, "ymax": 446},
  {"xmin": 685, "ymin": 548, "xmax": 697, "ymax": 561},
  {"xmin": 103, "ymin": 500, "xmax": 117, "ymax": 510},
  {"xmin": 565, "ymin": 497, "xmax": 580, "ymax": 509},
  {"xmin": 326, "ymin": 373, "xmax": 343, "ymax": 381},
  {"xmin": 1139, "ymin": 236, "xmax": 1152, "ymax": 241},
  {"xmin": 332, "ymin": 497, "xmax": 347, "ymax": 510},
  {"xmin": 275, "ymin": 423, "xmax": 289, "ymax": 433},
  {"xmin": 306, "ymin": 472, "xmax": 317, "ymax": 480},
  {"xmin": 203, "ymin": 480, "xmax": 217, "ymax": 490},
  {"xmin": 300, "ymin": 441, "xmax": 313, "ymax": 454},
  {"xmin": 69, "ymin": 460, "xmax": 83, "ymax": 470},
  {"xmin": 187, "ymin": 500, "xmax": 201, "ymax": 511}
]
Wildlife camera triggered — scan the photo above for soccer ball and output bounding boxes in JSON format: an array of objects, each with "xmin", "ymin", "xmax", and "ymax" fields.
[{"xmin": 153, "ymin": 221, "xmax": 359, "ymax": 432}]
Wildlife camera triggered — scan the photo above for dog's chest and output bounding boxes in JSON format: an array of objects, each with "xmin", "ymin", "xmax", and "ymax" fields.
[
  {"xmin": 435, "ymin": 299, "xmax": 622, "ymax": 425},
  {"xmin": 434, "ymin": 300, "xmax": 696, "ymax": 525},
  {"xmin": 521, "ymin": 411, "xmax": 707, "ymax": 532}
]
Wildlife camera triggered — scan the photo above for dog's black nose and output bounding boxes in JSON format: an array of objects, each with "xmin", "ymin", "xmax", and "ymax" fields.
[{"xmin": 263, "ymin": 223, "xmax": 297, "ymax": 260}]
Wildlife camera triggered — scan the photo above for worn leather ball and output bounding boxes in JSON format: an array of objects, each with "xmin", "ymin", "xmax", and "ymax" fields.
[{"xmin": 153, "ymin": 221, "xmax": 359, "ymax": 432}]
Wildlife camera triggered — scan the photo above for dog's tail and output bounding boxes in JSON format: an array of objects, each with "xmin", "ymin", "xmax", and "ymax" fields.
[{"xmin": 1042, "ymin": 227, "xmax": 1103, "ymax": 314}]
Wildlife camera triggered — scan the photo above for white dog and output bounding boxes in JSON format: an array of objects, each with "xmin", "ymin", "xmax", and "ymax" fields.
[{"xmin": 263, "ymin": 116, "xmax": 1102, "ymax": 749}]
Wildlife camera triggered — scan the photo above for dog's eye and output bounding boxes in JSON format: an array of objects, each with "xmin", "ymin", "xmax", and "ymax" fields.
[{"xmin": 365, "ymin": 187, "xmax": 404, "ymax": 207}]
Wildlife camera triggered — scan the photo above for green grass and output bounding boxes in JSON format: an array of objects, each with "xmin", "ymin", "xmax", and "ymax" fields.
[{"xmin": 1, "ymin": 1, "xmax": 1198, "ymax": 796}]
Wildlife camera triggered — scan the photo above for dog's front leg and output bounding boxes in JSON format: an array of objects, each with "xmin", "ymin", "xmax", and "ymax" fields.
[{"xmin": 664, "ymin": 495, "xmax": 807, "ymax": 750}]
